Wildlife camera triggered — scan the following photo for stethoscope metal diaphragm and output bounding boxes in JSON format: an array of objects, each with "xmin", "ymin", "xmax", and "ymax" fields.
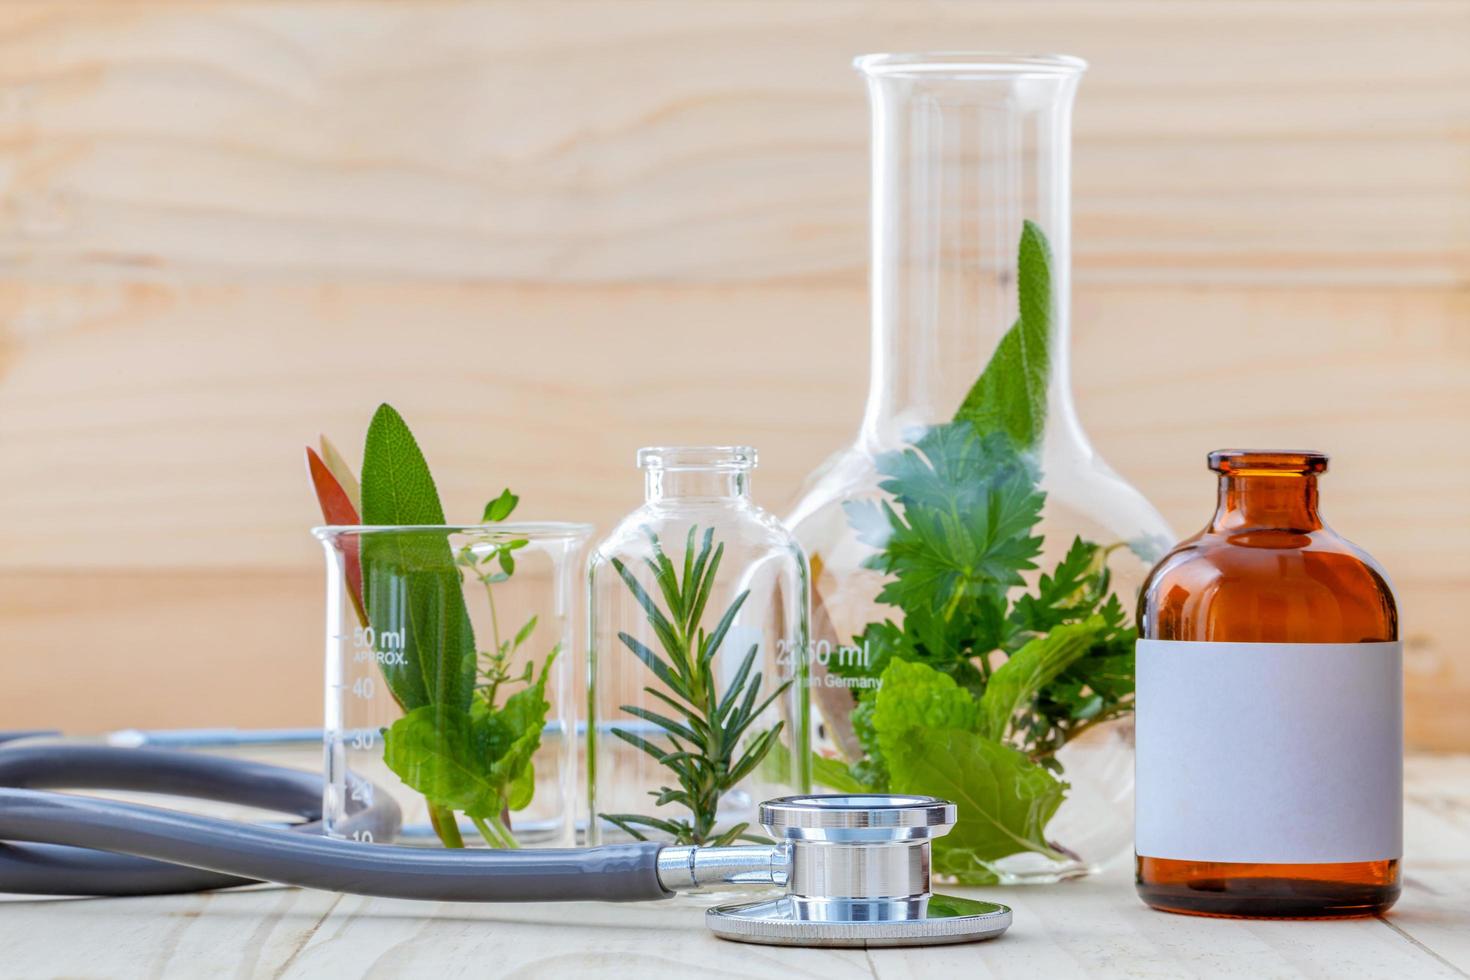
[{"xmin": 705, "ymin": 794, "xmax": 1012, "ymax": 947}]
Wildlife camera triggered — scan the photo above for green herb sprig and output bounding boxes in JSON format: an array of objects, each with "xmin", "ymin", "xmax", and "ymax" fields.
[
  {"xmin": 600, "ymin": 526, "xmax": 791, "ymax": 847},
  {"xmin": 813, "ymin": 223, "xmax": 1141, "ymax": 883},
  {"xmin": 347, "ymin": 403, "xmax": 554, "ymax": 849}
]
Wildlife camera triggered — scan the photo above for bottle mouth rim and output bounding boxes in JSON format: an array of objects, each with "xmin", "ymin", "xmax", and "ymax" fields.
[
  {"xmin": 1209, "ymin": 450, "xmax": 1329, "ymax": 476},
  {"xmin": 854, "ymin": 52, "xmax": 1088, "ymax": 80},
  {"xmin": 637, "ymin": 445, "xmax": 756, "ymax": 472}
]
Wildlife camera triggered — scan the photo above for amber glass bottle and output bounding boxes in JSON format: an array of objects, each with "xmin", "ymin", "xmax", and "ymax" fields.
[{"xmin": 1134, "ymin": 450, "xmax": 1401, "ymax": 918}]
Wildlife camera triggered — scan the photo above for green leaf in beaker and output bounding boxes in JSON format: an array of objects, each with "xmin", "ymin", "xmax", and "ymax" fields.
[
  {"xmin": 382, "ymin": 706, "xmax": 496, "ymax": 815},
  {"xmin": 382, "ymin": 649, "xmax": 557, "ymax": 822},
  {"xmin": 473, "ymin": 647, "xmax": 557, "ymax": 813},
  {"xmin": 511, "ymin": 615, "xmax": 538, "ymax": 651},
  {"xmin": 359, "ymin": 403, "xmax": 478, "ymax": 716}
]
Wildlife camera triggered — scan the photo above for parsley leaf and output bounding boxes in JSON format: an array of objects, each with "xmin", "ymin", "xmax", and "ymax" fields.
[
  {"xmin": 1008, "ymin": 536, "xmax": 1103, "ymax": 640},
  {"xmin": 850, "ymin": 423, "xmax": 1044, "ymax": 626}
]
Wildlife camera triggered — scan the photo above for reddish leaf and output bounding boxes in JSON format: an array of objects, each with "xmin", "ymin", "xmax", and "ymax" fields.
[
  {"xmin": 318, "ymin": 434, "xmax": 362, "ymax": 513},
  {"xmin": 306, "ymin": 446, "xmax": 367, "ymax": 626}
]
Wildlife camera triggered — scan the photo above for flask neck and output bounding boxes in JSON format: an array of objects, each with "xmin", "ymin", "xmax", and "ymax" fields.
[
  {"xmin": 1206, "ymin": 451, "xmax": 1329, "ymax": 533},
  {"xmin": 856, "ymin": 56, "xmax": 1084, "ymax": 449},
  {"xmin": 644, "ymin": 468, "xmax": 751, "ymax": 502},
  {"xmin": 637, "ymin": 446, "xmax": 756, "ymax": 504},
  {"xmin": 1211, "ymin": 475, "xmax": 1323, "ymax": 532}
]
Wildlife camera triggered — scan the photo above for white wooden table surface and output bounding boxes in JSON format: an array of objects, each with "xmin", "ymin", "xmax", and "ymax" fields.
[{"xmin": 3, "ymin": 756, "xmax": 1467, "ymax": 979}]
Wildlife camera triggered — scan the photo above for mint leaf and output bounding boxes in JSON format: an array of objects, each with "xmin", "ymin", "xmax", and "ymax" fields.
[
  {"xmin": 360, "ymin": 404, "xmax": 477, "ymax": 715},
  {"xmin": 872, "ymin": 658, "xmax": 979, "ymax": 761},
  {"xmin": 885, "ymin": 725, "xmax": 1066, "ymax": 874},
  {"xmin": 383, "ymin": 649, "xmax": 555, "ymax": 820},
  {"xmin": 954, "ymin": 220, "xmax": 1053, "ymax": 448},
  {"xmin": 811, "ymin": 753, "xmax": 872, "ymax": 793},
  {"xmin": 978, "ymin": 618, "xmax": 1102, "ymax": 741},
  {"xmin": 849, "ymin": 697, "xmax": 888, "ymax": 790},
  {"xmin": 931, "ymin": 846, "xmax": 1001, "ymax": 886},
  {"xmin": 861, "ymin": 659, "xmax": 1068, "ymax": 875},
  {"xmin": 382, "ymin": 706, "xmax": 501, "ymax": 816}
]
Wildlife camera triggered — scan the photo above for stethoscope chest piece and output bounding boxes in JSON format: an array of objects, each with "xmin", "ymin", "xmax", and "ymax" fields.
[{"xmin": 706, "ymin": 794, "xmax": 1012, "ymax": 948}]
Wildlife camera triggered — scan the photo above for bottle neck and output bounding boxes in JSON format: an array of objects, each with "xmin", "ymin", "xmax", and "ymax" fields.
[
  {"xmin": 857, "ymin": 64, "xmax": 1084, "ymax": 450},
  {"xmin": 1211, "ymin": 474, "xmax": 1323, "ymax": 532},
  {"xmin": 644, "ymin": 468, "xmax": 750, "ymax": 503}
]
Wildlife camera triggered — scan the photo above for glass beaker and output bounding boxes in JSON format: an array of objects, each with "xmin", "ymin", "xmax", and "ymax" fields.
[
  {"xmin": 785, "ymin": 54, "xmax": 1175, "ymax": 884},
  {"xmin": 586, "ymin": 447, "xmax": 811, "ymax": 857},
  {"xmin": 315, "ymin": 522, "xmax": 591, "ymax": 848}
]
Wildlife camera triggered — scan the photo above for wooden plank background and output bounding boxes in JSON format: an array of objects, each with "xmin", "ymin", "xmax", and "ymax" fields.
[{"xmin": 1, "ymin": 2, "xmax": 1466, "ymax": 747}]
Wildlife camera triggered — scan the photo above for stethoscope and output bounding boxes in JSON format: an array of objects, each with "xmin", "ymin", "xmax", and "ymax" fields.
[{"xmin": 0, "ymin": 740, "xmax": 1011, "ymax": 948}]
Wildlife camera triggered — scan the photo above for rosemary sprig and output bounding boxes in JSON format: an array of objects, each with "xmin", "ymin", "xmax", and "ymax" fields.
[{"xmin": 600, "ymin": 526, "xmax": 791, "ymax": 846}]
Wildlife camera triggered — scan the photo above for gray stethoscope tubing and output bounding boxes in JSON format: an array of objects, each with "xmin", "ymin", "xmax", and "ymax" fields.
[
  {"xmin": 0, "ymin": 745, "xmax": 666, "ymax": 902},
  {"xmin": 0, "ymin": 742, "xmax": 1013, "ymax": 947}
]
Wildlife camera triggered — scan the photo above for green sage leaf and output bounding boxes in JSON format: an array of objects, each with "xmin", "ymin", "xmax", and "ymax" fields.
[
  {"xmin": 359, "ymin": 404, "xmax": 477, "ymax": 715},
  {"xmin": 954, "ymin": 219, "xmax": 1053, "ymax": 449}
]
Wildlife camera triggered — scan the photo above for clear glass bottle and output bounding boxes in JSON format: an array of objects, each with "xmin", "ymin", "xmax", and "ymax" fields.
[
  {"xmin": 786, "ymin": 54, "xmax": 1174, "ymax": 883},
  {"xmin": 1135, "ymin": 450, "xmax": 1401, "ymax": 917},
  {"xmin": 586, "ymin": 446, "xmax": 811, "ymax": 854},
  {"xmin": 316, "ymin": 522, "xmax": 591, "ymax": 848}
]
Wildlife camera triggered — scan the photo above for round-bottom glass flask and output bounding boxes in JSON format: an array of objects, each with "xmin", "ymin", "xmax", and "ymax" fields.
[
  {"xmin": 586, "ymin": 447, "xmax": 811, "ymax": 878},
  {"xmin": 786, "ymin": 54, "xmax": 1174, "ymax": 885},
  {"xmin": 316, "ymin": 523, "xmax": 591, "ymax": 848}
]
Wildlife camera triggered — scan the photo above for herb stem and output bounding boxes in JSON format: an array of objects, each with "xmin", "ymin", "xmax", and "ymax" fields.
[
  {"xmin": 470, "ymin": 813, "xmax": 519, "ymax": 849},
  {"xmin": 470, "ymin": 815, "xmax": 499, "ymax": 847},
  {"xmin": 428, "ymin": 802, "xmax": 466, "ymax": 849},
  {"xmin": 487, "ymin": 812, "xmax": 521, "ymax": 849},
  {"xmin": 483, "ymin": 576, "xmax": 505, "ymax": 667}
]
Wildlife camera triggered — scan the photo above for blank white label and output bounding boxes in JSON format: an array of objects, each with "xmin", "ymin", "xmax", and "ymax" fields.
[{"xmin": 1136, "ymin": 640, "xmax": 1402, "ymax": 864}]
